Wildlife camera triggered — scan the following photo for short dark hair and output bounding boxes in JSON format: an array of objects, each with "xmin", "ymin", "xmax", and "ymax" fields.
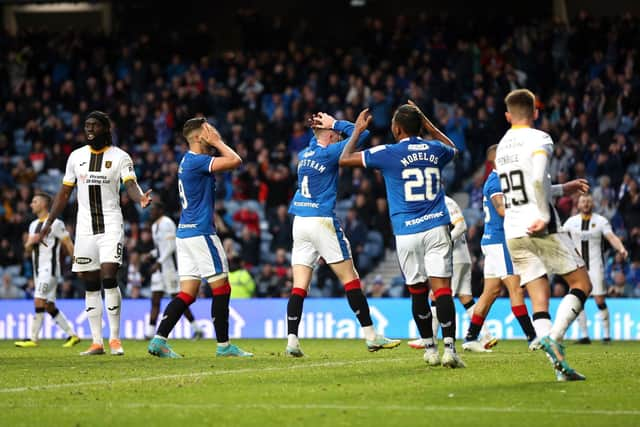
[
  {"xmin": 182, "ymin": 117, "xmax": 206, "ymax": 139},
  {"xmin": 505, "ymin": 89, "xmax": 536, "ymax": 119},
  {"xmin": 392, "ymin": 105, "xmax": 422, "ymax": 136},
  {"xmin": 34, "ymin": 192, "xmax": 52, "ymax": 208}
]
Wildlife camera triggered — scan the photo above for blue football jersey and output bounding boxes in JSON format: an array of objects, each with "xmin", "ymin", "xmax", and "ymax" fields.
[
  {"xmin": 176, "ymin": 151, "xmax": 216, "ymax": 238},
  {"xmin": 289, "ymin": 120, "xmax": 369, "ymax": 217},
  {"xmin": 481, "ymin": 170, "xmax": 506, "ymax": 245},
  {"xmin": 363, "ymin": 137, "xmax": 455, "ymax": 235}
]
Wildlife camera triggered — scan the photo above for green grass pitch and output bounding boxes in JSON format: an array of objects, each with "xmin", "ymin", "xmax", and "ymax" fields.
[{"xmin": 1, "ymin": 339, "xmax": 639, "ymax": 427}]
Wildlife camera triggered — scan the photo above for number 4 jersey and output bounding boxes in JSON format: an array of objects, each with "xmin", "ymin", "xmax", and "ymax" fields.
[
  {"xmin": 495, "ymin": 126, "xmax": 561, "ymax": 240},
  {"xmin": 362, "ymin": 136, "xmax": 455, "ymax": 235}
]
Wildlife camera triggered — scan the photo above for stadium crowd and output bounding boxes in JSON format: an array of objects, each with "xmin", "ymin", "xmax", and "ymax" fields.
[{"xmin": 1, "ymin": 10, "xmax": 640, "ymax": 300}]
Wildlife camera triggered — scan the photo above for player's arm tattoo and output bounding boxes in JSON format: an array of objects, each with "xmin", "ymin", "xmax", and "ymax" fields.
[
  {"xmin": 490, "ymin": 194, "xmax": 506, "ymax": 217},
  {"xmin": 124, "ymin": 179, "xmax": 144, "ymax": 203}
]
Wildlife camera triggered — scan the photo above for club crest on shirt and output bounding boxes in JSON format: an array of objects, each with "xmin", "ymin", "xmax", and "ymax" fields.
[
  {"xmin": 105, "ymin": 161, "xmax": 112, "ymax": 168},
  {"xmin": 592, "ymin": 223, "xmax": 596, "ymax": 228}
]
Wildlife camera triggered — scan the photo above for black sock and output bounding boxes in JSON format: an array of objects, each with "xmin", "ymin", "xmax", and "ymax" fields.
[
  {"xmin": 465, "ymin": 317, "xmax": 483, "ymax": 341},
  {"xmin": 287, "ymin": 289, "xmax": 306, "ymax": 336},
  {"xmin": 569, "ymin": 288, "xmax": 587, "ymax": 305},
  {"xmin": 411, "ymin": 292, "xmax": 433, "ymax": 339},
  {"xmin": 49, "ymin": 308, "xmax": 60, "ymax": 318},
  {"xmin": 516, "ymin": 315, "xmax": 536, "ymax": 342},
  {"xmin": 156, "ymin": 298, "xmax": 188, "ymax": 338},
  {"xmin": 435, "ymin": 292, "xmax": 456, "ymax": 340},
  {"xmin": 212, "ymin": 293, "xmax": 230, "ymax": 343},
  {"xmin": 597, "ymin": 302, "xmax": 607, "ymax": 310},
  {"xmin": 463, "ymin": 300, "xmax": 475, "ymax": 310},
  {"xmin": 345, "ymin": 288, "xmax": 373, "ymax": 327}
]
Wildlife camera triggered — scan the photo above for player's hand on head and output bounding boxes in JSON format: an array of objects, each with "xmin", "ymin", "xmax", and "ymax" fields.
[
  {"xmin": 315, "ymin": 112, "xmax": 336, "ymax": 129},
  {"xmin": 205, "ymin": 123, "xmax": 222, "ymax": 144},
  {"xmin": 355, "ymin": 108, "xmax": 372, "ymax": 132},
  {"xmin": 527, "ymin": 219, "xmax": 547, "ymax": 236}
]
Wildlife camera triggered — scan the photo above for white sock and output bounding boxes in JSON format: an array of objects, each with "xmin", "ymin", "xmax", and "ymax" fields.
[
  {"xmin": 287, "ymin": 333, "xmax": 299, "ymax": 347},
  {"xmin": 576, "ymin": 310, "xmax": 589, "ymax": 337},
  {"xmin": 191, "ymin": 320, "xmax": 202, "ymax": 333},
  {"xmin": 550, "ymin": 294, "xmax": 583, "ymax": 342},
  {"xmin": 53, "ymin": 310, "xmax": 76, "ymax": 337},
  {"xmin": 362, "ymin": 325, "xmax": 376, "ymax": 341},
  {"xmin": 599, "ymin": 307, "xmax": 610, "ymax": 339},
  {"xmin": 146, "ymin": 323, "xmax": 157, "ymax": 338},
  {"xmin": 422, "ymin": 337, "xmax": 435, "ymax": 347},
  {"xmin": 533, "ymin": 318, "xmax": 552, "ymax": 338},
  {"xmin": 218, "ymin": 341, "xmax": 230, "ymax": 347},
  {"xmin": 104, "ymin": 287, "xmax": 122, "ymax": 340},
  {"xmin": 430, "ymin": 306, "xmax": 439, "ymax": 339},
  {"xmin": 85, "ymin": 291, "xmax": 104, "ymax": 345},
  {"xmin": 31, "ymin": 311, "xmax": 44, "ymax": 342}
]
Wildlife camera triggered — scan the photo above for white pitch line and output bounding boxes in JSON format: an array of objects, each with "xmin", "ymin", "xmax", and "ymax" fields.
[
  {"xmin": 0, "ymin": 357, "xmax": 412, "ymax": 394},
  {"xmin": 123, "ymin": 403, "xmax": 640, "ymax": 416}
]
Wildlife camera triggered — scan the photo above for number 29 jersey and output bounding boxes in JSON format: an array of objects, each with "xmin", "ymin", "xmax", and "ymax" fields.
[
  {"xmin": 362, "ymin": 137, "xmax": 455, "ymax": 235},
  {"xmin": 495, "ymin": 126, "xmax": 560, "ymax": 240},
  {"xmin": 177, "ymin": 151, "xmax": 216, "ymax": 238}
]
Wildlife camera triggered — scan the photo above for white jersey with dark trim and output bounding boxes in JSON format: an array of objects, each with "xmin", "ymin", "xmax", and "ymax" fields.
[
  {"xmin": 62, "ymin": 145, "xmax": 137, "ymax": 236},
  {"xmin": 563, "ymin": 213, "xmax": 612, "ymax": 272},
  {"xmin": 445, "ymin": 196, "xmax": 471, "ymax": 264},
  {"xmin": 152, "ymin": 215, "xmax": 178, "ymax": 272},
  {"xmin": 495, "ymin": 126, "xmax": 561, "ymax": 239},
  {"xmin": 29, "ymin": 217, "xmax": 68, "ymax": 281}
]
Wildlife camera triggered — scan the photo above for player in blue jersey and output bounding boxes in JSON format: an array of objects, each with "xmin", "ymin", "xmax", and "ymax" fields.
[
  {"xmin": 461, "ymin": 145, "xmax": 537, "ymax": 352},
  {"xmin": 340, "ymin": 103, "xmax": 465, "ymax": 368},
  {"xmin": 285, "ymin": 112, "xmax": 401, "ymax": 356},
  {"xmin": 148, "ymin": 118, "xmax": 252, "ymax": 358}
]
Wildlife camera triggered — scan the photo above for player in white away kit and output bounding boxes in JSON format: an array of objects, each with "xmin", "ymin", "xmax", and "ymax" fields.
[
  {"xmin": 148, "ymin": 118, "xmax": 251, "ymax": 358},
  {"xmin": 496, "ymin": 89, "xmax": 591, "ymax": 381},
  {"xmin": 145, "ymin": 201, "xmax": 204, "ymax": 340},
  {"xmin": 408, "ymin": 196, "xmax": 497, "ymax": 350},
  {"xmin": 39, "ymin": 111, "xmax": 152, "ymax": 356},
  {"xmin": 341, "ymin": 104, "xmax": 465, "ymax": 368},
  {"xmin": 15, "ymin": 193, "xmax": 80, "ymax": 348},
  {"xmin": 563, "ymin": 194, "xmax": 628, "ymax": 344}
]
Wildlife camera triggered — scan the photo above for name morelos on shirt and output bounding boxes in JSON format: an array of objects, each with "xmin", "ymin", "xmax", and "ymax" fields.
[
  {"xmin": 400, "ymin": 151, "xmax": 440, "ymax": 167},
  {"xmin": 404, "ymin": 210, "xmax": 445, "ymax": 227},
  {"xmin": 298, "ymin": 159, "xmax": 327, "ymax": 173}
]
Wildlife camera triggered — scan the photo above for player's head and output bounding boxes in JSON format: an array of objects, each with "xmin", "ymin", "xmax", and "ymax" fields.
[
  {"xmin": 578, "ymin": 193, "xmax": 594, "ymax": 215},
  {"xmin": 149, "ymin": 200, "xmax": 164, "ymax": 222},
  {"xmin": 486, "ymin": 144, "xmax": 498, "ymax": 166},
  {"xmin": 504, "ymin": 89, "xmax": 538, "ymax": 124},
  {"xmin": 84, "ymin": 111, "xmax": 112, "ymax": 151},
  {"xmin": 310, "ymin": 114, "xmax": 341, "ymax": 146},
  {"xmin": 182, "ymin": 117, "xmax": 207, "ymax": 145},
  {"xmin": 391, "ymin": 105, "xmax": 421, "ymax": 141},
  {"xmin": 30, "ymin": 192, "xmax": 51, "ymax": 216}
]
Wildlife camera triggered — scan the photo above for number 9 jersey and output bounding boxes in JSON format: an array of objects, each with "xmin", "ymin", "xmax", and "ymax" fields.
[
  {"xmin": 176, "ymin": 151, "xmax": 216, "ymax": 238},
  {"xmin": 495, "ymin": 126, "xmax": 561, "ymax": 240}
]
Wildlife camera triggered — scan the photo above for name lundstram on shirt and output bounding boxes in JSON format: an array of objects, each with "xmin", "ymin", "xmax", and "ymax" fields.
[{"xmin": 298, "ymin": 159, "xmax": 326, "ymax": 173}]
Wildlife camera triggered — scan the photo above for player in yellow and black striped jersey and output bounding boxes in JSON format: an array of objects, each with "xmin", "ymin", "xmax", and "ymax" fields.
[{"xmin": 38, "ymin": 111, "xmax": 152, "ymax": 356}]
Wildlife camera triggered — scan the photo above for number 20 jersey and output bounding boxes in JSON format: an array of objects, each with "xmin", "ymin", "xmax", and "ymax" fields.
[
  {"xmin": 362, "ymin": 136, "xmax": 455, "ymax": 235},
  {"xmin": 495, "ymin": 126, "xmax": 560, "ymax": 240}
]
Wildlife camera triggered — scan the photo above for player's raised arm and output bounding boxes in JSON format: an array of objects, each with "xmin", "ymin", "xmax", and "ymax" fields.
[
  {"xmin": 338, "ymin": 109, "xmax": 372, "ymax": 168},
  {"xmin": 407, "ymin": 99, "xmax": 457, "ymax": 151},
  {"xmin": 203, "ymin": 123, "xmax": 242, "ymax": 172},
  {"xmin": 313, "ymin": 112, "xmax": 370, "ymax": 147},
  {"xmin": 550, "ymin": 179, "xmax": 590, "ymax": 197}
]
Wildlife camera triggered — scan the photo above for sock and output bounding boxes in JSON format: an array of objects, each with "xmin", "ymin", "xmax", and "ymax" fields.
[
  {"xmin": 157, "ymin": 292, "xmax": 194, "ymax": 338},
  {"xmin": 597, "ymin": 303, "xmax": 610, "ymax": 339},
  {"xmin": 31, "ymin": 307, "xmax": 45, "ymax": 342},
  {"xmin": 430, "ymin": 305, "xmax": 439, "ymax": 339},
  {"xmin": 512, "ymin": 304, "xmax": 536, "ymax": 342},
  {"xmin": 550, "ymin": 289, "xmax": 587, "ymax": 342},
  {"xmin": 532, "ymin": 311, "xmax": 552, "ymax": 338},
  {"xmin": 104, "ymin": 286, "xmax": 122, "ymax": 340},
  {"xmin": 191, "ymin": 320, "xmax": 202, "ymax": 333},
  {"xmin": 85, "ymin": 290, "xmax": 104, "ymax": 345},
  {"xmin": 51, "ymin": 308, "xmax": 76, "ymax": 337},
  {"xmin": 145, "ymin": 323, "xmax": 156, "ymax": 338},
  {"xmin": 408, "ymin": 287, "xmax": 433, "ymax": 342},
  {"xmin": 576, "ymin": 309, "xmax": 589, "ymax": 337},
  {"xmin": 434, "ymin": 288, "xmax": 456, "ymax": 341},
  {"xmin": 465, "ymin": 314, "xmax": 484, "ymax": 341},
  {"xmin": 463, "ymin": 300, "xmax": 475, "ymax": 319},
  {"xmin": 344, "ymin": 279, "xmax": 375, "ymax": 340},
  {"xmin": 287, "ymin": 287, "xmax": 306, "ymax": 337},
  {"xmin": 212, "ymin": 283, "xmax": 231, "ymax": 344}
]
